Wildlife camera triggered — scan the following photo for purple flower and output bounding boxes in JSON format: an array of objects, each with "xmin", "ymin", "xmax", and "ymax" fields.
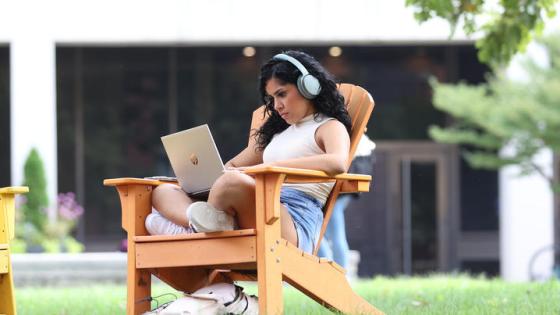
[{"xmin": 56, "ymin": 192, "xmax": 84, "ymax": 221}]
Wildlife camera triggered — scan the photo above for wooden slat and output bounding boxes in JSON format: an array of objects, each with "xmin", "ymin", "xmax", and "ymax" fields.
[
  {"xmin": 281, "ymin": 243, "xmax": 384, "ymax": 315},
  {"xmin": 135, "ymin": 235, "xmax": 256, "ymax": 268},
  {"xmin": 315, "ymin": 84, "xmax": 375, "ymax": 257},
  {"xmin": 150, "ymin": 267, "xmax": 212, "ymax": 293},
  {"xmin": 222, "ymin": 270, "xmax": 258, "ymax": 282},
  {"xmin": 135, "ymin": 228, "xmax": 255, "ymax": 242},
  {"xmin": 318, "ymin": 257, "xmax": 346, "ymax": 274}
]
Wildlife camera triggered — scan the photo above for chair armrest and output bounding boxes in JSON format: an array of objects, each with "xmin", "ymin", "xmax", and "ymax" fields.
[
  {"xmin": 103, "ymin": 177, "xmax": 174, "ymax": 187},
  {"xmin": 244, "ymin": 166, "xmax": 372, "ymax": 224},
  {"xmin": 243, "ymin": 166, "xmax": 371, "ymax": 193},
  {"xmin": 103, "ymin": 178, "xmax": 166, "ymax": 235},
  {"xmin": 0, "ymin": 186, "xmax": 29, "ymax": 194}
]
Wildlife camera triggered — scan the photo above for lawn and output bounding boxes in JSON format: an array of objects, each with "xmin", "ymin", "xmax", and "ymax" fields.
[{"xmin": 14, "ymin": 275, "xmax": 559, "ymax": 314}]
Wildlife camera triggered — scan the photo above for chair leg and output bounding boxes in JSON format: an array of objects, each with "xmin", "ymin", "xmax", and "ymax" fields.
[
  {"xmin": 255, "ymin": 174, "xmax": 285, "ymax": 315},
  {"xmin": 128, "ymin": 246, "xmax": 152, "ymax": 315},
  {"xmin": 0, "ymin": 271, "xmax": 16, "ymax": 315},
  {"xmin": 127, "ymin": 268, "xmax": 151, "ymax": 315},
  {"xmin": 257, "ymin": 240, "xmax": 283, "ymax": 315}
]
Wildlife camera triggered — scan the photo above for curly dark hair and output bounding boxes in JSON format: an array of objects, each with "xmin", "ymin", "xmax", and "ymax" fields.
[{"xmin": 254, "ymin": 50, "xmax": 351, "ymax": 151}]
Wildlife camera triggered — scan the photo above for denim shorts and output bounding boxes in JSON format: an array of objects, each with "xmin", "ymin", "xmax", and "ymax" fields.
[{"xmin": 280, "ymin": 188, "xmax": 324, "ymax": 254}]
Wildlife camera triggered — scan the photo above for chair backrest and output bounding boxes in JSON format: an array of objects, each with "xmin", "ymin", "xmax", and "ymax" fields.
[{"xmin": 248, "ymin": 83, "xmax": 375, "ymax": 254}]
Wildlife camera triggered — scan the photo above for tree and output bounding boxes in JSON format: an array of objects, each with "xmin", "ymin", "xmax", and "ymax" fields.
[
  {"xmin": 406, "ymin": 0, "xmax": 558, "ymax": 66},
  {"xmin": 428, "ymin": 35, "xmax": 560, "ymax": 193}
]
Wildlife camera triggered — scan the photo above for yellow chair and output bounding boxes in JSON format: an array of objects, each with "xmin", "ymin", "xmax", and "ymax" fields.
[
  {"xmin": 0, "ymin": 186, "xmax": 28, "ymax": 315},
  {"xmin": 104, "ymin": 83, "xmax": 383, "ymax": 314}
]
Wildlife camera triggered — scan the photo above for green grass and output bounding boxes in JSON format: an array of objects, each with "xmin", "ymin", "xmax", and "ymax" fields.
[{"xmin": 14, "ymin": 275, "xmax": 560, "ymax": 314}]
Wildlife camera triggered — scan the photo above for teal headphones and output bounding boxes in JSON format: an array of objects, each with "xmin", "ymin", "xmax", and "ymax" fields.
[{"xmin": 272, "ymin": 53, "xmax": 322, "ymax": 99}]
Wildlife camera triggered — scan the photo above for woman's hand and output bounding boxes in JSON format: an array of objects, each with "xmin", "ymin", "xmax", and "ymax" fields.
[
  {"xmin": 224, "ymin": 163, "xmax": 273, "ymax": 172},
  {"xmin": 224, "ymin": 166, "xmax": 249, "ymax": 172}
]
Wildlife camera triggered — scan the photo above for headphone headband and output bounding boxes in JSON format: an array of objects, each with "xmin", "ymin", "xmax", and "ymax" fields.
[{"xmin": 272, "ymin": 53, "xmax": 310, "ymax": 75}]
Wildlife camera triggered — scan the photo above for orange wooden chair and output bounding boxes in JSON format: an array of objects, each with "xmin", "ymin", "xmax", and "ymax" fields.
[
  {"xmin": 104, "ymin": 83, "xmax": 383, "ymax": 315},
  {"xmin": 0, "ymin": 186, "xmax": 29, "ymax": 315}
]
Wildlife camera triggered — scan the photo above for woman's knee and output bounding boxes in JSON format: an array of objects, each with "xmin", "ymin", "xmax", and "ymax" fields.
[
  {"xmin": 212, "ymin": 171, "xmax": 254, "ymax": 194},
  {"xmin": 210, "ymin": 172, "xmax": 255, "ymax": 218}
]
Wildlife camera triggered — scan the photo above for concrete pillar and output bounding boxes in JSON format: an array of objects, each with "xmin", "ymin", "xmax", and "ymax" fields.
[
  {"xmin": 500, "ymin": 147, "xmax": 554, "ymax": 281},
  {"xmin": 10, "ymin": 39, "xmax": 57, "ymax": 202}
]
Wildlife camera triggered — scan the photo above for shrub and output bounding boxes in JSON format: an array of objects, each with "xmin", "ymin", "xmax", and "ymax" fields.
[{"xmin": 21, "ymin": 148, "xmax": 49, "ymax": 233}]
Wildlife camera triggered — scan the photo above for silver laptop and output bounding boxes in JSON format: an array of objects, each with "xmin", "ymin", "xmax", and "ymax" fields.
[{"xmin": 161, "ymin": 124, "xmax": 225, "ymax": 198}]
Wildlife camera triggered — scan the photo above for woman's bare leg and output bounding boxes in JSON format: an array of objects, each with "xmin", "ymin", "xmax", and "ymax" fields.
[
  {"xmin": 280, "ymin": 205, "xmax": 298, "ymax": 247},
  {"xmin": 152, "ymin": 183, "xmax": 196, "ymax": 226},
  {"xmin": 208, "ymin": 171, "xmax": 298, "ymax": 246}
]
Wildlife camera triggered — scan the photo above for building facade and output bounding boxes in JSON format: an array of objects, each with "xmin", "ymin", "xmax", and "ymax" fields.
[{"xmin": 0, "ymin": 0, "xmax": 555, "ymax": 280}]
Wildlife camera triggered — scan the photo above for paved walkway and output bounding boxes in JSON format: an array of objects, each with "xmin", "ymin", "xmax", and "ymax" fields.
[
  {"xmin": 11, "ymin": 250, "xmax": 360, "ymax": 286},
  {"xmin": 12, "ymin": 252, "xmax": 127, "ymax": 286}
]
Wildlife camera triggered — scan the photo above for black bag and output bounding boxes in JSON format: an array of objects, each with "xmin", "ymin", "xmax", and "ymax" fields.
[{"xmin": 348, "ymin": 154, "xmax": 374, "ymax": 176}]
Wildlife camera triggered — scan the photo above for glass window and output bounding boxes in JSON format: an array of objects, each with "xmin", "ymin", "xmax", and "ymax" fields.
[
  {"xmin": 460, "ymin": 156, "xmax": 499, "ymax": 231},
  {"xmin": 58, "ymin": 47, "xmax": 172, "ymax": 244},
  {"xmin": 57, "ymin": 45, "xmax": 492, "ymax": 250}
]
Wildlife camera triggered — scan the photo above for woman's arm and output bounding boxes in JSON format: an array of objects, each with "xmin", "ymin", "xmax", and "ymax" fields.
[
  {"xmin": 225, "ymin": 144, "xmax": 263, "ymax": 168},
  {"xmin": 260, "ymin": 120, "xmax": 350, "ymax": 175}
]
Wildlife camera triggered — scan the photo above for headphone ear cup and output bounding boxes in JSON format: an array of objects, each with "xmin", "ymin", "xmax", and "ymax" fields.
[{"xmin": 297, "ymin": 74, "xmax": 322, "ymax": 99}]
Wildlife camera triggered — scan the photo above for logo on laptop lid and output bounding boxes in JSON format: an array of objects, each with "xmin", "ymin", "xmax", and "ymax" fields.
[{"xmin": 189, "ymin": 153, "xmax": 199, "ymax": 165}]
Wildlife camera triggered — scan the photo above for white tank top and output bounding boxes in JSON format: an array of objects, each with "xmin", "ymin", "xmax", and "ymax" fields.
[{"xmin": 263, "ymin": 113, "xmax": 335, "ymax": 206}]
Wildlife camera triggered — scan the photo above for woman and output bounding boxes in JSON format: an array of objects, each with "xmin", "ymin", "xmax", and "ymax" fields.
[{"xmin": 146, "ymin": 50, "xmax": 351, "ymax": 254}]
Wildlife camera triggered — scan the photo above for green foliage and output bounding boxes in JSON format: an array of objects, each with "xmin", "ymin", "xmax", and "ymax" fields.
[
  {"xmin": 41, "ymin": 238, "xmax": 62, "ymax": 253},
  {"xmin": 21, "ymin": 148, "xmax": 49, "ymax": 233},
  {"xmin": 9, "ymin": 238, "xmax": 27, "ymax": 253},
  {"xmin": 62, "ymin": 236, "xmax": 85, "ymax": 253},
  {"xmin": 428, "ymin": 34, "xmax": 560, "ymax": 191},
  {"xmin": 41, "ymin": 237, "xmax": 83, "ymax": 253},
  {"xmin": 406, "ymin": 0, "xmax": 558, "ymax": 66}
]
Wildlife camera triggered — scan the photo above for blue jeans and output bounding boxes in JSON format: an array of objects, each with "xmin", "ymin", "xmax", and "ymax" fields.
[{"xmin": 317, "ymin": 194, "xmax": 352, "ymax": 269}]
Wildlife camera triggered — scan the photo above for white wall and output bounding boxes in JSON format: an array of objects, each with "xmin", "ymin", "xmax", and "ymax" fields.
[
  {"xmin": 0, "ymin": 0, "xmax": 467, "ymax": 200},
  {"xmin": 500, "ymin": 148, "xmax": 554, "ymax": 281},
  {"xmin": 10, "ymin": 40, "xmax": 57, "ymax": 200},
  {"xmin": 0, "ymin": 0, "xmax": 468, "ymax": 44},
  {"xmin": 501, "ymin": 42, "xmax": 555, "ymax": 282}
]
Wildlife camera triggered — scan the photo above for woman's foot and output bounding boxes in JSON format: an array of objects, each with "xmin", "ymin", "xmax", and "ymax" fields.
[
  {"xmin": 145, "ymin": 210, "xmax": 194, "ymax": 235},
  {"xmin": 186, "ymin": 201, "xmax": 236, "ymax": 232}
]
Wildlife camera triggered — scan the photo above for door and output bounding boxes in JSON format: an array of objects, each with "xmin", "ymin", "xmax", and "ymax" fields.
[{"xmin": 378, "ymin": 141, "xmax": 460, "ymax": 274}]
